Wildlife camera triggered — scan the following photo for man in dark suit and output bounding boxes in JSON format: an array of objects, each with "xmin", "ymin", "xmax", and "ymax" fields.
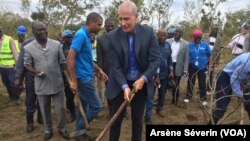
[
  {"xmin": 105, "ymin": 1, "xmax": 161, "ymax": 141},
  {"xmin": 96, "ymin": 17, "xmax": 115, "ymax": 75}
]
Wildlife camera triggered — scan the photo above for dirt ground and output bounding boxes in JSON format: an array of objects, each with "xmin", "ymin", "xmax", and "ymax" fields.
[{"xmin": 1, "ymin": 68, "xmax": 249, "ymax": 141}]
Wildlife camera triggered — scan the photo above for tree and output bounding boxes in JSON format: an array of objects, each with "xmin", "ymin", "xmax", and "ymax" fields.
[
  {"xmin": 146, "ymin": 0, "xmax": 173, "ymax": 29},
  {"xmin": 183, "ymin": 0, "xmax": 204, "ymax": 24},
  {"xmin": 37, "ymin": 0, "xmax": 102, "ymax": 32},
  {"xmin": 200, "ymin": 0, "xmax": 226, "ymax": 32},
  {"xmin": 223, "ymin": 9, "xmax": 250, "ymax": 43},
  {"xmin": 31, "ymin": 12, "xmax": 45, "ymax": 21},
  {"xmin": 102, "ymin": 0, "xmax": 147, "ymax": 26},
  {"xmin": 102, "ymin": 0, "xmax": 122, "ymax": 25},
  {"xmin": 0, "ymin": 9, "xmax": 31, "ymax": 38},
  {"xmin": 20, "ymin": 0, "xmax": 31, "ymax": 18}
]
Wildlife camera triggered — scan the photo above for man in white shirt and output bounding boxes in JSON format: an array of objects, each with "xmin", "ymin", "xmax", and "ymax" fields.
[{"xmin": 166, "ymin": 27, "xmax": 189, "ymax": 105}]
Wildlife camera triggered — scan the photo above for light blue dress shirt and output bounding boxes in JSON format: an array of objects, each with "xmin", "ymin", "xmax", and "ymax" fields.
[{"xmin": 223, "ymin": 52, "xmax": 250, "ymax": 97}]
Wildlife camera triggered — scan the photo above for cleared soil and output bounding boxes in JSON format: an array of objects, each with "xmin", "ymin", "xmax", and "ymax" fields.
[{"xmin": 0, "ymin": 63, "xmax": 249, "ymax": 141}]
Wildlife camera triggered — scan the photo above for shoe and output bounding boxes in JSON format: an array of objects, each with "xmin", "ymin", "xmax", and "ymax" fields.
[
  {"xmin": 202, "ymin": 101, "xmax": 208, "ymax": 106},
  {"xmin": 184, "ymin": 99, "xmax": 190, "ymax": 103},
  {"xmin": 44, "ymin": 132, "xmax": 53, "ymax": 141},
  {"xmin": 59, "ymin": 130, "xmax": 70, "ymax": 140},
  {"xmin": 206, "ymin": 91, "xmax": 211, "ymax": 95},
  {"xmin": 156, "ymin": 110, "xmax": 165, "ymax": 117},
  {"xmin": 27, "ymin": 123, "xmax": 34, "ymax": 133},
  {"xmin": 145, "ymin": 119, "xmax": 152, "ymax": 125}
]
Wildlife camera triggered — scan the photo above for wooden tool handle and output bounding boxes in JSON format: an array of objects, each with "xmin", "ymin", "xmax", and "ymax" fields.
[{"xmin": 95, "ymin": 87, "xmax": 136, "ymax": 141}]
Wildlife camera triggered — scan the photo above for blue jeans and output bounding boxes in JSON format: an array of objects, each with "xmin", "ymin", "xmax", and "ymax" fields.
[
  {"xmin": 0, "ymin": 68, "xmax": 19, "ymax": 100},
  {"xmin": 144, "ymin": 86, "xmax": 156, "ymax": 120},
  {"xmin": 76, "ymin": 78, "xmax": 103, "ymax": 130},
  {"xmin": 156, "ymin": 78, "xmax": 168, "ymax": 111}
]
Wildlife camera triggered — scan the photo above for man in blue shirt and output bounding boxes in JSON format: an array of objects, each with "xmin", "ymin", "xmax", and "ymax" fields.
[
  {"xmin": 184, "ymin": 29, "xmax": 211, "ymax": 106},
  {"xmin": 153, "ymin": 28, "xmax": 173, "ymax": 118},
  {"xmin": 209, "ymin": 52, "xmax": 250, "ymax": 124},
  {"xmin": 67, "ymin": 12, "xmax": 108, "ymax": 135}
]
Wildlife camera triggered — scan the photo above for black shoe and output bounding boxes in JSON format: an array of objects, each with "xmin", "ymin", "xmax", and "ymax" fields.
[
  {"xmin": 27, "ymin": 123, "xmax": 34, "ymax": 133},
  {"xmin": 44, "ymin": 132, "xmax": 53, "ymax": 141},
  {"xmin": 59, "ymin": 130, "xmax": 70, "ymax": 140}
]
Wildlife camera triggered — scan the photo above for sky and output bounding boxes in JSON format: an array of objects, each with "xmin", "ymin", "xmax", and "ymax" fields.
[{"xmin": 0, "ymin": 0, "xmax": 249, "ymax": 25}]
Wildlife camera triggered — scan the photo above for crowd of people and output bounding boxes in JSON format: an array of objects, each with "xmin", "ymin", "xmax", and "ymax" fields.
[{"xmin": 0, "ymin": 0, "xmax": 250, "ymax": 141}]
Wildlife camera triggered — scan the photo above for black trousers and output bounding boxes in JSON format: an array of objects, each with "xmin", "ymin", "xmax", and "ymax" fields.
[
  {"xmin": 211, "ymin": 71, "xmax": 250, "ymax": 124},
  {"xmin": 186, "ymin": 65, "xmax": 207, "ymax": 101},
  {"xmin": 108, "ymin": 81, "xmax": 147, "ymax": 141},
  {"xmin": 171, "ymin": 63, "xmax": 181, "ymax": 104},
  {"xmin": 64, "ymin": 84, "xmax": 75, "ymax": 113},
  {"xmin": 25, "ymin": 72, "xmax": 41, "ymax": 123}
]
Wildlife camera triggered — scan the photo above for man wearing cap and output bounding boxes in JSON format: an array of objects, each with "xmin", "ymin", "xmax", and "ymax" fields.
[
  {"xmin": 14, "ymin": 25, "xmax": 28, "ymax": 103},
  {"xmin": 0, "ymin": 26, "xmax": 20, "ymax": 104},
  {"xmin": 61, "ymin": 29, "xmax": 76, "ymax": 122},
  {"xmin": 184, "ymin": 29, "xmax": 211, "ymax": 106},
  {"xmin": 226, "ymin": 22, "xmax": 250, "ymax": 56}
]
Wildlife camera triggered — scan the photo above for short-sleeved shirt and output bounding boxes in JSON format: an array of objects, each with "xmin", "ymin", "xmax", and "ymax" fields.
[
  {"xmin": 229, "ymin": 34, "xmax": 246, "ymax": 55},
  {"xmin": 24, "ymin": 39, "xmax": 66, "ymax": 95},
  {"xmin": 70, "ymin": 26, "xmax": 94, "ymax": 81},
  {"xmin": 189, "ymin": 41, "xmax": 211, "ymax": 69}
]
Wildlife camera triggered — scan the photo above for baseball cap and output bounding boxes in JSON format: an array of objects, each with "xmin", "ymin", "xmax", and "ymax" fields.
[
  {"xmin": 241, "ymin": 22, "xmax": 250, "ymax": 29},
  {"xmin": 62, "ymin": 29, "xmax": 73, "ymax": 38}
]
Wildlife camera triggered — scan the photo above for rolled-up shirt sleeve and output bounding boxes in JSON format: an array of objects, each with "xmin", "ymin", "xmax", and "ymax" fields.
[{"xmin": 230, "ymin": 64, "xmax": 249, "ymax": 98}]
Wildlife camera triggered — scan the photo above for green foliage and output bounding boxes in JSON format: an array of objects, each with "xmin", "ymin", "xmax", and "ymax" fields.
[
  {"xmin": 31, "ymin": 12, "xmax": 46, "ymax": 22},
  {"xmin": 223, "ymin": 10, "xmax": 250, "ymax": 43},
  {"xmin": 0, "ymin": 10, "xmax": 32, "ymax": 39},
  {"xmin": 20, "ymin": 0, "xmax": 31, "ymax": 18},
  {"xmin": 102, "ymin": 0, "xmax": 146, "ymax": 26},
  {"xmin": 178, "ymin": 21, "xmax": 199, "ymax": 41},
  {"xmin": 102, "ymin": 0, "xmax": 122, "ymax": 25},
  {"xmin": 36, "ymin": 0, "xmax": 102, "ymax": 31}
]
